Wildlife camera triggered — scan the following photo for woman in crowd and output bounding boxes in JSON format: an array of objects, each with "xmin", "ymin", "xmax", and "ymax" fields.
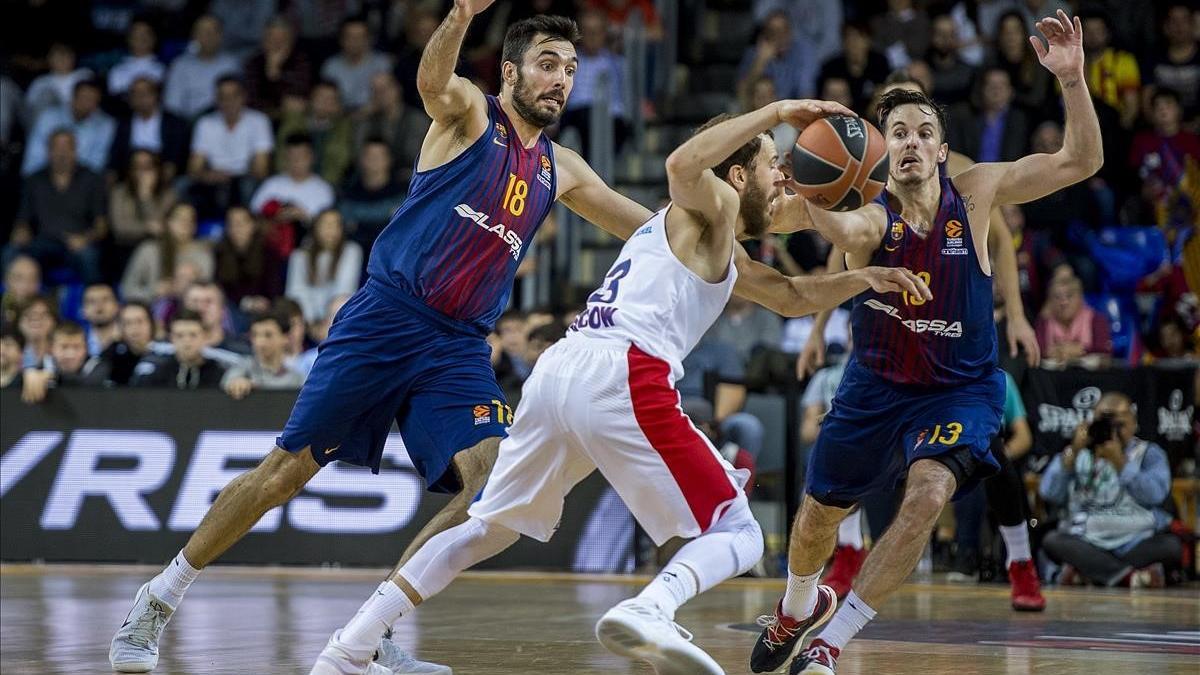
[
  {"xmin": 214, "ymin": 206, "xmax": 284, "ymax": 317},
  {"xmin": 108, "ymin": 149, "xmax": 178, "ymax": 274},
  {"xmin": 121, "ymin": 203, "xmax": 214, "ymax": 303},
  {"xmin": 285, "ymin": 208, "xmax": 362, "ymax": 324}
]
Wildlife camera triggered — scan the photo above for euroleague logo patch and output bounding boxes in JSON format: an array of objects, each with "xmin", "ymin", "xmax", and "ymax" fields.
[
  {"xmin": 473, "ymin": 405, "xmax": 492, "ymax": 425},
  {"xmin": 942, "ymin": 219, "xmax": 966, "ymax": 256},
  {"xmin": 537, "ymin": 154, "xmax": 553, "ymax": 189}
]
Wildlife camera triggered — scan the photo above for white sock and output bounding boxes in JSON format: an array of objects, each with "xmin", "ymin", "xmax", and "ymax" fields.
[
  {"xmin": 339, "ymin": 580, "xmax": 416, "ymax": 658},
  {"xmin": 837, "ymin": 511, "xmax": 864, "ymax": 550},
  {"xmin": 781, "ymin": 568, "xmax": 822, "ymax": 619},
  {"xmin": 637, "ymin": 562, "xmax": 700, "ymax": 619},
  {"xmin": 817, "ymin": 590, "xmax": 876, "ymax": 650},
  {"xmin": 999, "ymin": 524, "xmax": 1032, "ymax": 566},
  {"xmin": 148, "ymin": 551, "xmax": 200, "ymax": 609}
]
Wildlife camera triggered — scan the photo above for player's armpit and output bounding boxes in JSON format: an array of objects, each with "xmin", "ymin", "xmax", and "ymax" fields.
[{"xmin": 555, "ymin": 144, "xmax": 654, "ymax": 240}]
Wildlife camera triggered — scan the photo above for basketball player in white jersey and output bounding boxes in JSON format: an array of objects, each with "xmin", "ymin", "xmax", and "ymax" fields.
[{"xmin": 310, "ymin": 100, "xmax": 931, "ymax": 675}]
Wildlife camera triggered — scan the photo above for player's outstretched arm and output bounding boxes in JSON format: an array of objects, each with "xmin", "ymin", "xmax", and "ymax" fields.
[
  {"xmin": 732, "ymin": 245, "xmax": 931, "ymax": 317},
  {"xmin": 415, "ymin": 0, "xmax": 491, "ymax": 130},
  {"xmin": 957, "ymin": 10, "xmax": 1102, "ymax": 207},
  {"xmin": 771, "ymin": 189, "xmax": 886, "ymax": 259},
  {"xmin": 554, "ymin": 143, "xmax": 653, "ymax": 240}
]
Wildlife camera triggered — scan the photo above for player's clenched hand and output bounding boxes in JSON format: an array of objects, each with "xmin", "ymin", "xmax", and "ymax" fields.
[
  {"xmin": 776, "ymin": 99, "xmax": 856, "ymax": 130},
  {"xmin": 863, "ymin": 267, "xmax": 933, "ymax": 301},
  {"xmin": 768, "ymin": 191, "xmax": 814, "ymax": 233},
  {"xmin": 453, "ymin": 0, "xmax": 497, "ymax": 17},
  {"xmin": 1030, "ymin": 10, "xmax": 1084, "ymax": 79}
]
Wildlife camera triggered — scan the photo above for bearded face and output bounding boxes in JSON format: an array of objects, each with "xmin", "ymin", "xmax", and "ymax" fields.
[{"xmin": 511, "ymin": 68, "xmax": 566, "ymax": 128}]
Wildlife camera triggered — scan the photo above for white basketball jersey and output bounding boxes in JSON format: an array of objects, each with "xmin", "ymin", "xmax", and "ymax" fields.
[{"xmin": 566, "ymin": 205, "xmax": 738, "ymax": 377}]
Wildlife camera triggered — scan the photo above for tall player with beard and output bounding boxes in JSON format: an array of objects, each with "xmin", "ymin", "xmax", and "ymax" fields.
[
  {"xmin": 110, "ymin": 2, "xmax": 660, "ymax": 673},
  {"xmin": 751, "ymin": 11, "xmax": 1100, "ymax": 675},
  {"xmin": 312, "ymin": 101, "xmax": 930, "ymax": 675}
]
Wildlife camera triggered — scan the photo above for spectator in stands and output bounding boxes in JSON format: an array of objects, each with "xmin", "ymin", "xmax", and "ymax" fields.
[
  {"xmin": 244, "ymin": 17, "xmax": 312, "ymax": 119},
  {"xmin": 293, "ymin": 293, "xmax": 349, "ymax": 377},
  {"xmin": 251, "ymin": 133, "xmax": 336, "ymax": 233},
  {"xmin": 183, "ymin": 281, "xmax": 250, "ymax": 356},
  {"xmin": 926, "ymin": 13, "xmax": 976, "ymax": 104},
  {"xmin": 1036, "ymin": 275, "xmax": 1113, "ymax": 366},
  {"xmin": 1040, "ymin": 392, "xmax": 1181, "ymax": 588},
  {"xmin": 950, "ymin": 67, "xmax": 1029, "ymax": 163},
  {"xmin": 107, "ymin": 18, "xmax": 165, "ymax": 97},
  {"xmin": 1151, "ymin": 312, "xmax": 1198, "ymax": 364},
  {"xmin": 986, "ymin": 11, "xmax": 1055, "ymax": 118},
  {"xmin": 187, "ymin": 76, "xmax": 273, "ymax": 219},
  {"xmin": 16, "ymin": 295, "xmax": 55, "ymax": 369},
  {"xmin": 800, "ymin": 340, "xmax": 850, "ymax": 448},
  {"xmin": 321, "ymin": 17, "xmax": 392, "ymax": 112},
  {"xmin": 2, "ymin": 256, "xmax": 41, "ymax": 325},
  {"xmin": 706, "ymin": 294, "xmax": 783, "ymax": 368},
  {"xmin": 121, "ymin": 203, "xmax": 214, "ymax": 304},
  {"xmin": 751, "ymin": 0, "xmax": 843, "ymax": 69},
  {"xmin": 525, "ymin": 320, "xmax": 564, "ymax": 367},
  {"xmin": 0, "ymin": 322, "xmax": 22, "ymax": 390},
  {"xmin": 22, "ymin": 79, "xmax": 114, "ymax": 176},
  {"xmin": 1144, "ymin": 3, "xmax": 1199, "ymax": 121},
  {"xmin": 213, "ymin": 206, "xmax": 284, "ymax": 317},
  {"xmin": 1003, "ymin": 202, "xmax": 1070, "ymax": 317},
  {"xmin": 163, "ymin": 14, "xmax": 241, "ymax": 121},
  {"xmin": 221, "ymin": 311, "xmax": 304, "ymax": 399},
  {"xmin": 354, "ymin": 72, "xmax": 428, "ymax": 188},
  {"xmin": 272, "ymin": 295, "xmax": 308, "ymax": 360},
  {"xmin": 561, "ymin": 8, "xmax": 629, "ymax": 160},
  {"xmin": 1082, "ymin": 12, "xmax": 1141, "ymax": 129},
  {"xmin": 870, "ymin": 0, "xmax": 930, "ymax": 69},
  {"xmin": 208, "ymin": 0, "xmax": 276, "ymax": 58},
  {"xmin": 1128, "ymin": 89, "xmax": 1200, "ymax": 226},
  {"xmin": 85, "ymin": 301, "xmax": 159, "ymax": 386},
  {"xmin": 82, "ymin": 283, "xmax": 120, "ymax": 356},
  {"xmin": 131, "ymin": 309, "xmax": 226, "ymax": 389},
  {"xmin": 817, "ymin": 21, "xmax": 891, "ymax": 111},
  {"xmin": 109, "ymin": 77, "xmax": 190, "ymax": 181},
  {"xmin": 818, "ymin": 76, "xmax": 854, "ymax": 111},
  {"xmin": 21, "ymin": 320, "xmax": 91, "ymax": 402},
  {"xmin": 745, "ymin": 76, "xmax": 798, "ymax": 161},
  {"xmin": 340, "ymin": 138, "xmax": 406, "ymax": 255},
  {"xmin": 108, "ymin": 149, "xmax": 178, "ymax": 266},
  {"xmin": 738, "ymin": 10, "xmax": 817, "ymax": 107},
  {"xmin": 286, "ymin": 209, "xmax": 362, "ymax": 324},
  {"xmin": 23, "ymin": 43, "xmax": 93, "ymax": 125},
  {"xmin": 275, "ymin": 82, "xmax": 354, "ymax": 186},
  {"xmin": 9, "ymin": 129, "xmax": 106, "ymax": 283},
  {"xmin": 679, "ymin": 336, "xmax": 766, "ymax": 462}
]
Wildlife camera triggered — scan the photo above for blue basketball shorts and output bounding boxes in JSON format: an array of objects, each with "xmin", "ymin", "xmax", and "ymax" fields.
[
  {"xmin": 277, "ymin": 280, "xmax": 510, "ymax": 494},
  {"xmin": 806, "ymin": 362, "xmax": 1004, "ymax": 507}
]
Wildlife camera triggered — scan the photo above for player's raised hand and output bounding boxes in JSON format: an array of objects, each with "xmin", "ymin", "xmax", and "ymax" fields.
[
  {"xmin": 863, "ymin": 267, "xmax": 933, "ymax": 302},
  {"xmin": 453, "ymin": 0, "xmax": 497, "ymax": 18},
  {"xmin": 1030, "ymin": 9, "xmax": 1084, "ymax": 79},
  {"xmin": 776, "ymin": 99, "xmax": 856, "ymax": 130}
]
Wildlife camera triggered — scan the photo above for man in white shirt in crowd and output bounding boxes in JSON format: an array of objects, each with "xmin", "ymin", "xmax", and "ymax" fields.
[
  {"xmin": 250, "ymin": 133, "xmax": 335, "ymax": 225},
  {"xmin": 320, "ymin": 17, "xmax": 393, "ymax": 112},
  {"xmin": 164, "ymin": 14, "xmax": 241, "ymax": 121},
  {"xmin": 23, "ymin": 42, "xmax": 93, "ymax": 124},
  {"xmin": 108, "ymin": 18, "xmax": 166, "ymax": 97},
  {"xmin": 188, "ymin": 76, "xmax": 273, "ymax": 218}
]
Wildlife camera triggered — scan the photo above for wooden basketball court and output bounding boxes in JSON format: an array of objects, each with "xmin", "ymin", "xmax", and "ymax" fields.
[{"xmin": 1, "ymin": 564, "xmax": 1196, "ymax": 674}]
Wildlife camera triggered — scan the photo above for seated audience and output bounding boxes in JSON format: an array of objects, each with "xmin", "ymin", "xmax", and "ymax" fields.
[
  {"xmin": 131, "ymin": 310, "xmax": 227, "ymax": 389},
  {"xmin": 163, "ymin": 14, "xmax": 241, "ymax": 121},
  {"xmin": 251, "ymin": 133, "xmax": 336, "ymax": 231},
  {"xmin": 182, "ymin": 281, "xmax": 250, "ymax": 358},
  {"xmin": 21, "ymin": 320, "xmax": 92, "ymax": 403},
  {"xmin": 320, "ymin": 17, "xmax": 393, "ymax": 112},
  {"xmin": 2, "ymin": 256, "xmax": 41, "ymax": 324},
  {"xmin": 22, "ymin": 79, "xmax": 114, "ymax": 177},
  {"xmin": 108, "ymin": 150, "xmax": 179, "ymax": 265},
  {"xmin": 353, "ymin": 72, "xmax": 428, "ymax": 189},
  {"xmin": 275, "ymin": 82, "xmax": 355, "ymax": 187},
  {"xmin": 187, "ymin": 76, "xmax": 273, "ymax": 219},
  {"xmin": 85, "ymin": 301, "xmax": 161, "ymax": 386},
  {"xmin": 1036, "ymin": 275, "xmax": 1113, "ymax": 365},
  {"xmin": 82, "ymin": 283, "xmax": 121, "ymax": 356},
  {"xmin": 273, "ymin": 297, "xmax": 311, "ymax": 373},
  {"xmin": 1040, "ymin": 393, "xmax": 1181, "ymax": 588},
  {"xmin": 213, "ymin": 206, "xmax": 284, "ymax": 317},
  {"xmin": 23, "ymin": 43, "xmax": 92, "ymax": 125},
  {"xmin": 243, "ymin": 17, "xmax": 312, "ymax": 119},
  {"xmin": 285, "ymin": 209, "xmax": 363, "ymax": 323},
  {"xmin": 121, "ymin": 203, "xmax": 214, "ymax": 304},
  {"xmin": 222, "ymin": 311, "xmax": 305, "ymax": 399},
  {"xmin": 108, "ymin": 77, "xmax": 190, "ymax": 181},
  {"xmin": 339, "ymin": 139, "xmax": 407, "ymax": 257},
  {"xmin": 16, "ymin": 295, "xmax": 56, "ymax": 369},
  {"xmin": 107, "ymin": 19, "xmax": 165, "ymax": 96}
]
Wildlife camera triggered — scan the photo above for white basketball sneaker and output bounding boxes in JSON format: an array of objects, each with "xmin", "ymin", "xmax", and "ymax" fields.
[
  {"xmin": 596, "ymin": 598, "xmax": 724, "ymax": 675},
  {"xmin": 310, "ymin": 631, "xmax": 395, "ymax": 675},
  {"xmin": 375, "ymin": 633, "xmax": 452, "ymax": 674},
  {"xmin": 109, "ymin": 582, "xmax": 174, "ymax": 673}
]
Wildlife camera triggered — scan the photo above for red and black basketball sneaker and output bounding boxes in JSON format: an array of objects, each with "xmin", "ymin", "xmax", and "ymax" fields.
[
  {"xmin": 750, "ymin": 585, "xmax": 837, "ymax": 673},
  {"xmin": 1008, "ymin": 560, "xmax": 1046, "ymax": 611},
  {"xmin": 823, "ymin": 546, "xmax": 866, "ymax": 600},
  {"xmin": 789, "ymin": 637, "xmax": 840, "ymax": 675}
]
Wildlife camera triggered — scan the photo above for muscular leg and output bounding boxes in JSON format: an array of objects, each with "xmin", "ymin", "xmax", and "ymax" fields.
[
  {"xmin": 183, "ymin": 447, "xmax": 321, "ymax": 568},
  {"xmin": 780, "ymin": 495, "xmax": 851, "ymax": 618}
]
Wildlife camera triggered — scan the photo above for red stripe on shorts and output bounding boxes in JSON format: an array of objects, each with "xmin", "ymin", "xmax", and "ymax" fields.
[{"xmin": 626, "ymin": 344, "xmax": 738, "ymax": 532}]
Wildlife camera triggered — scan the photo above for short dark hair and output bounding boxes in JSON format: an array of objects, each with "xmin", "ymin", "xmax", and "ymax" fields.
[
  {"xmin": 1152, "ymin": 87, "xmax": 1182, "ymax": 107},
  {"xmin": 501, "ymin": 15, "xmax": 580, "ymax": 68},
  {"xmin": 52, "ymin": 320, "xmax": 85, "ymax": 341},
  {"xmin": 692, "ymin": 113, "xmax": 773, "ymax": 182},
  {"xmin": 121, "ymin": 300, "xmax": 153, "ymax": 324},
  {"xmin": 882, "ymin": 68, "xmax": 927, "ymax": 93},
  {"xmin": 1, "ymin": 321, "xmax": 25, "ymax": 350},
  {"xmin": 877, "ymin": 88, "xmax": 948, "ymax": 141},
  {"xmin": 528, "ymin": 321, "xmax": 565, "ymax": 345},
  {"xmin": 170, "ymin": 309, "xmax": 204, "ymax": 330},
  {"xmin": 284, "ymin": 132, "xmax": 314, "ymax": 148},
  {"xmin": 313, "ymin": 78, "xmax": 340, "ymax": 94},
  {"xmin": 272, "ymin": 296, "xmax": 304, "ymax": 322},
  {"xmin": 340, "ymin": 15, "xmax": 369, "ymax": 33},
  {"xmin": 250, "ymin": 311, "xmax": 290, "ymax": 334},
  {"xmin": 18, "ymin": 295, "xmax": 58, "ymax": 324},
  {"xmin": 73, "ymin": 78, "xmax": 101, "ymax": 95},
  {"xmin": 216, "ymin": 74, "xmax": 243, "ymax": 90}
]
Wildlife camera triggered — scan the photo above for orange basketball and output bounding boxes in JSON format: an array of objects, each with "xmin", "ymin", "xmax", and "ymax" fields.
[{"xmin": 790, "ymin": 115, "xmax": 888, "ymax": 211}]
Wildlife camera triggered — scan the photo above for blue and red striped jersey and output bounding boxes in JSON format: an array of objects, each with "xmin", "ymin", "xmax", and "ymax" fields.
[
  {"xmin": 848, "ymin": 167, "xmax": 997, "ymax": 386},
  {"xmin": 366, "ymin": 96, "xmax": 557, "ymax": 334}
]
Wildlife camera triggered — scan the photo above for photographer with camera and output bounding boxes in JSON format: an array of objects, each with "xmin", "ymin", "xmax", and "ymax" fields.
[{"xmin": 1039, "ymin": 392, "xmax": 1181, "ymax": 588}]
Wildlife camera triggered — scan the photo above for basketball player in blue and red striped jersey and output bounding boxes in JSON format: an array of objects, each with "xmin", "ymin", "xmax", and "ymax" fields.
[
  {"xmin": 110, "ymin": 2, "xmax": 657, "ymax": 673},
  {"xmin": 751, "ymin": 11, "xmax": 1101, "ymax": 675}
]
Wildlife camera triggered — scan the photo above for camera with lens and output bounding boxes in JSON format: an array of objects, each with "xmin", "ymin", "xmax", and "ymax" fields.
[{"xmin": 1086, "ymin": 412, "xmax": 1117, "ymax": 447}]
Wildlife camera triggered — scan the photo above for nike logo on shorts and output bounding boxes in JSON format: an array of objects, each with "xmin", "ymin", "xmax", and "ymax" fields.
[{"xmin": 324, "ymin": 445, "xmax": 341, "ymax": 455}]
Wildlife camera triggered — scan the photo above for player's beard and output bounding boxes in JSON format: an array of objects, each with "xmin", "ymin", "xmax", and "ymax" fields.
[
  {"xmin": 511, "ymin": 71, "xmax": 564, "ymax": 129},
  {"xmin": 739, "ymin": 178, "xmax": 770, "ymax": 238}
]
